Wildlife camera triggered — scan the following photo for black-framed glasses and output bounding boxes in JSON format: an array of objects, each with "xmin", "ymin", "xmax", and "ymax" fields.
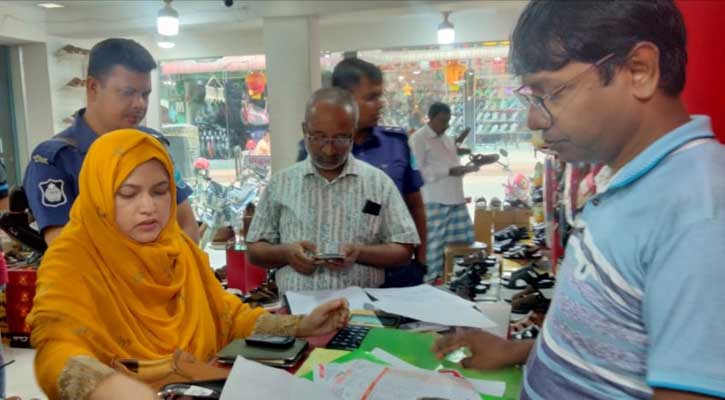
[
  {"xmin": 515, "ymin": 53, "xmax": 616, "ymax": 128},
  {"xmin": 302, "ymin": 124, "xmax": 354, "ymax": 148}
]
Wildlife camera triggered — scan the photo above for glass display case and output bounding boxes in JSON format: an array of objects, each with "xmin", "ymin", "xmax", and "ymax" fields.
[{"xmin": 158, "ymin": 56, "xmax": 270, "ymax": 184}]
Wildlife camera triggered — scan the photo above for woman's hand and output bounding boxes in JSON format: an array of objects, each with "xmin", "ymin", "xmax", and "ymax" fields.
[
  {"xmin": 296, "ymin": 299, "xmax": 350, "ymax": 337},
  {"xmin": 89, "ymin": 373, "xmax": 158, "ymax": 400}
]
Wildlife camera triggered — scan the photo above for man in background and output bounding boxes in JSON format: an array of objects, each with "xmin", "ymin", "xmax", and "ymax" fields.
[{"xmin": 410, "ymin": 102, "xmax": 478, "ymax": 281}]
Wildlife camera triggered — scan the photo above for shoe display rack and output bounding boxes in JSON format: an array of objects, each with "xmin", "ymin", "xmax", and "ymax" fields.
[
  {"xmin": 472, "ymin": 75, "xmax": 531, "ymax": 147},
  {"xmin": 53, "ymin": 43, "xmax": 91, "ymax": 131},
  {"xmin": 368, "ymin": 44, "xmax": 532, "ymax": 149}
]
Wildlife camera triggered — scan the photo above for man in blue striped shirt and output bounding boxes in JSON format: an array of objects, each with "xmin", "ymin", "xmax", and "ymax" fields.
[{"xmin": 434, "ymin": 1, "xmax": 725, "ymax": 399}]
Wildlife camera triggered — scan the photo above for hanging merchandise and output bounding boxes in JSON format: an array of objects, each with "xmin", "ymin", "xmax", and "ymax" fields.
[
  {"xmin": 241, "ymin": 100, "xmax": 270, "ymax": 126},
  {"xmin": 205, "ymin": 75, "xmax": 225, "ymax": 102},
  {"xmin": 445, "ymin": 61, "xmax": 466, "ymax": 85},
  {"xmin": 403, "ymin": 83, "xmax": 413, "ymax": 97},
  {"xmin": 246, "ymin": 71, "xmax": 267, "ymax": 100}
]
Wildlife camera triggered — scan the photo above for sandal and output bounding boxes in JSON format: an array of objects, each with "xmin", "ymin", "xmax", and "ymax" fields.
[
  {"xmin": 501, "ymin": 264, "xmax": 555, "ymax": 289},
  {"xmin": 458, "ymin": 250, "xmax": 488, "ymax": 267},
  {"xmin": 512, "ymin": 324, "xmax": 540, "ymax": 340},
  {"xmin": 493, "ymin": 238, "xmax": 516, "ymax": 253},
  {"xmin": 503, "ymin": 244, "xmax": 542, "ymax": 260},
  {"xmin": 511, "ymin": 290, "xmax": 551, "ymax": 314}
]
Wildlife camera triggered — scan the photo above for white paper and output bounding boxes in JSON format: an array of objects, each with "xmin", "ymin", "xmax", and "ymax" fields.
[
  {"xmin": 314, "ymin": 359, "xmax": 480, "ymax": 400},
  {"xmin": 365, "ymin": 284, "xmax": 476, "ymax": 307},
  {"xmin": 285, "ymin": 286, "xmax": 373, "ymax": 314},
  {"xmin": 221, "ymin": 356, "xmax": 338, "ymax": 400},
  {"xmin": 370, "ymin": 348, "xmax": 506, "ymax": 397},
  {"xmin": 364, "ymin": 285, "xmax": 496, "ymax": 329}
]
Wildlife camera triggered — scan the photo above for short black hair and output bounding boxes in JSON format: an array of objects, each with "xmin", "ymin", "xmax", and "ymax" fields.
[
  {"xmin": 87, "ymin": 38, "xmax": 157, "ymax": 81},
  {"xmin": 332, "ymin": 57, "xmax": 383, "ymax": 91},
  {"xmin": 428, "ymin": 102, "xmax": 451, "ymax": 120},
  {"xmin": 510, "ymin": 0, "xmax": 687, "ymax": 95}
]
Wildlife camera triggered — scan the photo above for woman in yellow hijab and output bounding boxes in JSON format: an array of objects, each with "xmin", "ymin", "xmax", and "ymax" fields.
[{"xmin": 28, "ymin": 129, "xmax": 348, "ymax": 400}]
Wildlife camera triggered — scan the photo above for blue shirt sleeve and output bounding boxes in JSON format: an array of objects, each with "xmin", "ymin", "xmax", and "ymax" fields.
[
  {"xmin": 173, "ymin": 168, "xmax": 192, "ymax": 204},
  {"xmin": 645, "ymin": 216, "xmax": 725, "ymax": 397},
  {"xmin": 23, "ymin": 156, "xmax": 76, "ymax": 232}
]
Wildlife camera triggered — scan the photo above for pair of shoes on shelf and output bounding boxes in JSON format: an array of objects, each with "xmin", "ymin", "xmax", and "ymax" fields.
[{"xmin": 502, "ymin": 264, "xmax": 555, "ymax": 290}]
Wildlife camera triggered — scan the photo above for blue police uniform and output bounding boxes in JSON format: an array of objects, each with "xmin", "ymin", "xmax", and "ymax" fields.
[
  {"xmin": 23, "ymin": 108, "xmax": 193, "ymax": 232},
  {"xmin": 298, "ymin": 126, "xmax": 425, "ymax": 287}
]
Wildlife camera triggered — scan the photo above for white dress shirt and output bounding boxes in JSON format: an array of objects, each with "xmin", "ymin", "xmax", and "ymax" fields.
[{"xmin": 410, "ymin": 124, "xmax": 466, "ymax": 205}]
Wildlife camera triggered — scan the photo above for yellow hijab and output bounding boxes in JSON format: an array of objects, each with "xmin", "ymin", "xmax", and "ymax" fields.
[{"xmin": 28, "ymin": 129, "xmax": 265, "ymax": 399}]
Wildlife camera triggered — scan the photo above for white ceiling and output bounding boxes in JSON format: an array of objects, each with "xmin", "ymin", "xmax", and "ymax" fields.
[{"xmin": 1, "ymin": 0, "xmax": 525, "ymax": 38}]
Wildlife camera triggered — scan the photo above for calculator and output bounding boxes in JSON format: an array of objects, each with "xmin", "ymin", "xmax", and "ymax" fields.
[{"xmin": 326, "ymin": 325, "xmax": 370, "ymax": 350}]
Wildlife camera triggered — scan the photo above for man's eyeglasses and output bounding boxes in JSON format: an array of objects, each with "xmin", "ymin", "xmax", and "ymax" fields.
[
  {"xmin": 305, "ymin": 134, "xmax": 354, "ymax": 148},
  {"xmin": 514, "ymin": 53, "xmax": 616, "ymax": 128}
]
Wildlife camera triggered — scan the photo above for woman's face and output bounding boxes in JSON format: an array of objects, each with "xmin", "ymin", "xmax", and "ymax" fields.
[{"xmin": 114, "ymin": 159, "xmax": 172, "ymax": 243}]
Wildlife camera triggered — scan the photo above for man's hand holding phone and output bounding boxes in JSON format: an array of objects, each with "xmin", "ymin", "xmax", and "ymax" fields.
[
  {"xmin": 284, "ymin": 241, "xmax": 318, "ymax": 275},
  {"xmin": 316, "ymin": 243, "xmax": 359, "ymax": 271}
]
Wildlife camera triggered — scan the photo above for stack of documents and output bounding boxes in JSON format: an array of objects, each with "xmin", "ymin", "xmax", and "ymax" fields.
[{"xmin": 285, "ymin": 284, "xmax": 496, "ymax": 329}]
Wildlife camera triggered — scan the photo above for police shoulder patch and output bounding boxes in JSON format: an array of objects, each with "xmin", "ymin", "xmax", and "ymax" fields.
[
  {"xmin": 32, "ymin": 154, "xmax": 49, "ymax": 165},
  {"xmin": 39, "ymin": 179, "xmax": 68, "ymax": 208}
]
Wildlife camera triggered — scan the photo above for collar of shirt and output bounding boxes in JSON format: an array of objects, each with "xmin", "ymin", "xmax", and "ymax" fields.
[
  {"xmin": 353, "ymin": 127, "xmax": 384, "ymax": 151},
  {"xmin": 423, "ymin": 124, "xmax": 441, "ymax": 139},
  {"xmin": 69, "ymin": 108, "xmax": 101, "ymax": 154},
  {"xmin": 597, "ymin": 115, "xmax": 715, "ymax": 194},
  {"xmin": 302, "ymin": 154, "xmax": 361, "ymax": 181}
]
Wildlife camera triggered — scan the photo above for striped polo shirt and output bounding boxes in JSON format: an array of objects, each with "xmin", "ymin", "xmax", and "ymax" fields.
[
  {"xmin": 523, "ymin": 116, "xmax": 725, "ymax": 399},
  {"xmin": 247, "ymin": 155, "xmax": 420, "ymax": 293}
]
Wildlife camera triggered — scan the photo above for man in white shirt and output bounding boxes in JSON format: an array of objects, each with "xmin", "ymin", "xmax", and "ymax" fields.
[{"xmin": 410, "ymin": 102, "xmax": 478, "ymax": 281}]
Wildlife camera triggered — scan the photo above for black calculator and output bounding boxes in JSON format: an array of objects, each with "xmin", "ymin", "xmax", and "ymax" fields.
[{"xmin": 326, "ymin": 325, "xmax": 370, "ymax": 350}]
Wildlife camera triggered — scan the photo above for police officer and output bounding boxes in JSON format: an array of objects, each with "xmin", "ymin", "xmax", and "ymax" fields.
[
  {"xmin": 23, "ymin": 38, "xmax": 199, "ymax": 245},
  {"xmin": 299, "ymin": 58, "xmax": 427, "ymax": 287}
]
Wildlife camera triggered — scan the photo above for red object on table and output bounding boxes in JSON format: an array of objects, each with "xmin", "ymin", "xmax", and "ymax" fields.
[
  {"xmin": 226, "ymin": 248, "xmax": 246, "ymax": 292},
  {"xmin": 6, "ymin": 266, "xmax": 37, "ymax": 348},
  {"xmin": 226, "ymin": 248, "xmax": 267, "ymax": 293}
]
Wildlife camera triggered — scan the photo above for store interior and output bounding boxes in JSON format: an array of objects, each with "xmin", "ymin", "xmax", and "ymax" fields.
[{"xmin": 0, "ymin": 0, "xmax": 723, "ymax": 399}]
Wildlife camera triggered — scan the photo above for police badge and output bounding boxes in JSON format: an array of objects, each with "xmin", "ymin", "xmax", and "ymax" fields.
[{"xmin": 39, "ymin": 179, "xmax": 68, "ymax": 207}]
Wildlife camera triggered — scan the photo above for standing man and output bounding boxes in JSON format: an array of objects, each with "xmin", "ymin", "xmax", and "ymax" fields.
[
  {"xmin": 299, "ymin": 58, "xmax": 427, "ymax": 287},
  {"xmin": 23, "ymin": 38, "xmax": 199, "ymax": 245},
  {"xmin": 247, "ymin": 88, "xmax": 419, "ymax": 293},
  {"xmin": 434, "ymin": 1, "xmax": 725, "ymax": 399},
  {"xmin": 410, "ymin": 102, "xmax": 478, "ymax": 281}
]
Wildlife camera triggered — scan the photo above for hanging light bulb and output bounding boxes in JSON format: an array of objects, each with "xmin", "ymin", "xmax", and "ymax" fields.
[
  {"xmin": 437, "ymin": 11, "xmax": 455, "ymax": 45},
  {"xmin": 157, "ymin": 0, "xmax": 179, "ymax": 36}
]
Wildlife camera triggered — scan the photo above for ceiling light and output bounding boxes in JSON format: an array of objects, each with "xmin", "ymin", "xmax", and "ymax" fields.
[
  {"xmin": 37, "ymin": 3, "xmax": 64, "ymax": 8},
  {"xmin": 157, "ymin": 38, "xmax": 175, "ymax": 49},
  {"xmin": 157, "ymin": 0, "xmax": 179, "ymax": 36},
  {"xmin": 413, "ymin": 70, "xmax": 421, "ymax": 75},
  {"xmin": 437, "ymin": 11, "xmax": 455, "ymax": 45}
]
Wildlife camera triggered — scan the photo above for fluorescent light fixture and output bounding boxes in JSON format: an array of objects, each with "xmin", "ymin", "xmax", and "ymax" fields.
[
  {"xmin": 157, "ymin": 39, "xmax": 175, "ymax": 49},
  {"xmin": 437, "ymin": 11, "xmax": 455, "ymax": 45},
  {"xmin": 37, "ymin": 3, "xmax": 64, "ymax": 8},
  {"xmin": 157, "ymin": 0, "xmax": 179, "ymax": 36}
]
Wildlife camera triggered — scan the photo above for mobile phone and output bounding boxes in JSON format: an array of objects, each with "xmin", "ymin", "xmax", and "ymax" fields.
[
  {"xmin": 314, "ymin": 253, "xmax": 345, "ymax": 263},
  {"xmin": 244, "ymin": 334, "xmax": 295, "ymax": 348}
]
